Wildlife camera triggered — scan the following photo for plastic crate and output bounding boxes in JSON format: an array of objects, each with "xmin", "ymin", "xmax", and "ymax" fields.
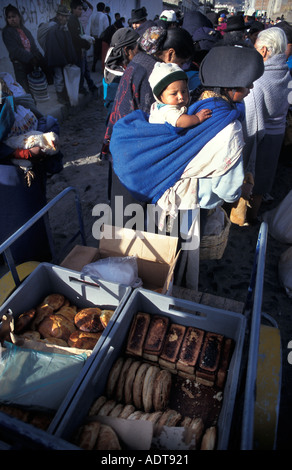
[{"xmin": 52, "ymin": 288, "xmax": 246, "ymax": 450}]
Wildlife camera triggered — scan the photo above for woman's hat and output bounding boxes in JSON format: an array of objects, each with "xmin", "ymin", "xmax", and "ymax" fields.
[
  {"xmin": 199, "ymin": 45, "xmax": 264, "ymax": 88},
  {"xmin": 225, "ymin": 15, "xmax": 247, "ymax": 32},
  {"xmin": 56, "ymin": 5, "xmax": 70, "ymax": 16},
  {"xmin": 149, "ymin": 62, "xmax": 188, "ymax": 99},
  {"xmin": 129, "ymin": 7, "xmax": 147, "ymax": 25}
]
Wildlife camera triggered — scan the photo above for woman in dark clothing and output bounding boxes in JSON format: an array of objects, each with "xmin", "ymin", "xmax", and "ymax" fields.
[
  {"xmin": 2, "ymin": 4, "xmax": 50, "ymax": 94},
  {"xmin": 101, "ymin": 26, "xmax": 195, "ymax": 229}
]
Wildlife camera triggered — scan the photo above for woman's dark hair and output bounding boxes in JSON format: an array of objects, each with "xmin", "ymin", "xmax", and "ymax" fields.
[
  {"xmin": 161, "ymin": 27, "xmax": 194, "ymax": 59},
  {"xmin": 4, "ymin": 4, "xmax": 22, "ymax": 24}
]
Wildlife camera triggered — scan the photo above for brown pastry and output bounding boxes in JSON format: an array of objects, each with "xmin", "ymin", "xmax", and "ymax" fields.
[
  {"xmin": 143, "ymin": 315, "xmax": 169, "ymax": 362},
  {"xmin": 127, "ymin": 410, "xmax": 144, "ymax": 420},
  {"xmin": 132, "ymin": 362, "xmax": 151, "ymax": 409},
  {"xmin": 157, "ymin": 409, "xmax": 182, "ymax": 427},
  {"xmin": 31, "ymin": 304, "xmax": 54, "ymax": 329},
  {"xmin": 147, "ymin": 411, "xmax": 163, "ymax": 424},
  {"xmin": 142, "ymin": 365, "xmax": 160, "ymax": 413},
  {"xmin": 57, "ymin": 306, "xmax": 77, "ymax": 323},
  {"xmin": 77, "ymin": 421, "xmax": 101, "ymax": 450},
  {"xmin": 100, "ymin": 309, "xmax": 115, "ymax": 328},
  {"xmin": 74, "ymin": 308, "xmax": 103, "ymax": 333},
  {"xmin": 43, "ymin": 293, "xmax": 65, "ymax": 310},
  {"xmin": 196, "ymin": 332, "xmax": 223, "ymax": 386},
  {"xmin": 177, "ymin": 327, "xmax": 204, "ymax": 375},
  {"xmin": 42, "ymin": 336, "xmax": 68, "ymax": 347},
  {"xmin": 216, "ymin": 338, "xmax": 234, "ymax": 388},
  {"xmin": 19, "ymin": 330, "xmax": 41, "ymax": 341},
  {"xmin": 98, "ymin": 399, "xmax": 117, "ymax": 416},
  {"xmin": 106, "ymin": 357, "xmax": 125, "ymax": 398},
  {"xmin": 68, "ymin": 330, "xmax": 102, "ymax": 349},
  {"xmin": 201, "ymin": 426, "xmax": 217, "ymax": 450},
  {"xmin": 119, "ymin": 404, "xmax": 136, "ymax": 419},
  {"xmin": 159, "ymin": 323, "xmax": 186, "ymax": 370},
  {"xmin": 152, "ymin": 369, "xmax": 172, "ymax": 411},
  {"xmin": 38, "ymin": 314, "xmax": 76, "ymax": 342},
  {"xmin": 95, "ymin": 424, "xmax": 121, "ymax": 450},
  {"xmin": 89, "ymin": 396, "xmax": 107, "ymax": 416},
  {"xmin": 190, "ymin": 417, "xmax": 204, "ymax": 443},
  {"xmin": 115, "ymin": 357, "xmax": 133, "ymax": 402},
  {"xmin": 108, "ymin": 403, "xmax": 124, "ymax": 417},
  {"xmin": 126, "ymin": 312, "xmax": 151, "ymax": 357},
  {"xmin": 14, "ymin": 309, "xmax": 36, "ymax": 334},
  {"xmin": 124, "ymin": 360, "xmax": 142, "ymax": 404}
]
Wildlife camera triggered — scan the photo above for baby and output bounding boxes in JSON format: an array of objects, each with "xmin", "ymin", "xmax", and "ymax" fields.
[{"xmin": 149, "ymin": 62, "xmax": 212, "ymax": 128}]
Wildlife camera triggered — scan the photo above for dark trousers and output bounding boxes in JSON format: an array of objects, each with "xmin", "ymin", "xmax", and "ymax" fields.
[{"xmin": 92, "ymin": 37, "xmax": 102, "ymax": 71}]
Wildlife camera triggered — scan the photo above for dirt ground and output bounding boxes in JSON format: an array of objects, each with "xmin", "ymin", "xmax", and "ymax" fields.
[{"xmin": 46, "ymin": 95, "xmax": 292, "ymax": 450}]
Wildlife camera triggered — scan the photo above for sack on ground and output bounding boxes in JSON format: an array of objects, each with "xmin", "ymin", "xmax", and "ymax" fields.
[
  {"xmin": 261, "ymin": 190, "xmax": 292, "ymax": 244},
  {"xmin": 63, "ymin": 64, "xmax": 80, "ymax": 107}
]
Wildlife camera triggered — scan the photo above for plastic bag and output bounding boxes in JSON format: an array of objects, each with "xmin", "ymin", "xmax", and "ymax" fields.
[
  {"xmin": 0, "ymin": 342, "xmax": 86, "ymax": 411},
  {"xmin": 261, "ymin": 190, "xmax": 292, "ymax": 244},
  {"xmin": 278, "ymin": 246, "xmax": 292, "ymax": 298},
  {"xmin": 203, "ymin": 206, "xmax": 225, "ymax": 236},
  {"xmin": 63, "ymin": 64, "xmax": 80, "ymax": 106},
  {"xmin": 81, "ymin": 256, "xmax": 141, "ymax": 287}
]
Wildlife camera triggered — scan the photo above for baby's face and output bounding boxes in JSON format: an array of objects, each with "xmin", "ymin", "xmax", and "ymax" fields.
[{"xmin": 160, "ymin": 80, "xmax": 189, "ymax": 107}]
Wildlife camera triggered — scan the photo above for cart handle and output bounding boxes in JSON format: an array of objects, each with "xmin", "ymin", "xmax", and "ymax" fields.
[{"xmin": 0, "ymin": 187, "xmax": 86, "ymax": 288}]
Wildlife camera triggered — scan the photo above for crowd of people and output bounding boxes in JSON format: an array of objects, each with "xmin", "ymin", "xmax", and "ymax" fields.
[{"xmin": 1, "ymin": 3, "xmax": 291, "ymax": 290}]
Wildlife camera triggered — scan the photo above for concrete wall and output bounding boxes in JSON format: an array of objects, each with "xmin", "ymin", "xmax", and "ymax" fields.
[{"xmin": 0, "ymin": 0, "xmax": 163, "ymax": 76}]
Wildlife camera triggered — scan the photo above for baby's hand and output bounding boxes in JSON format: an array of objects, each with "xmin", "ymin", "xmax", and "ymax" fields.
[{"xmin": 196, "ymin": 109, "xmax": 212, "ymax": 123}]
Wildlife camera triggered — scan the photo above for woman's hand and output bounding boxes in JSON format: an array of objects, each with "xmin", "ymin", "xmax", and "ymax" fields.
[{"xmin": 12, "ymin": 146, "xmax": 45, "ymax": 160}]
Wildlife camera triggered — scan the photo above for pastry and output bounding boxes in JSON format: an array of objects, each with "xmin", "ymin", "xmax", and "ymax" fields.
[
  {"xmin": 74, "ymin": 308, "xmax": 103, "ymax": 333},
  {"xmin": 115, "ymin": 357, "xmax": 133, "ymax": 402},
  {"xmin": 143, "ymin": 315, "xmax": 169, "ymax": 362},
  {"xmin": 132, "ymin": 362, "xmax": 150, "ymax": 409},
  {"xmin": 95, "ymin": 424, "xmax": 121, "ymax": 450},
  {"xmin": 100, "ymin": 309, "xmax": 115, "ymax": 328},
  {"xmin": 142, "ymin": 365, "xmax": 160, "ymax": 413},
  {"xmin": 68, "ymin": 330, "xmax": 102, "ymax": 349},
  {"xmin": 196, "ymin": 332, "xmax": 223, "ymax": 386},
  {"xmin": 126, "ymin": 312, "xmax": 151, "ymax": 357},
  {"xmin": 119, "ymin": 404, "xmax": 136, "ymax": 419},
  {"xmin": 89, "ymin": 396, "xmax": 107, "ymax": 416},
  {"xmin": 43, "ymin": 293, "xmax": 65, "ymax": 311},
  {"xmin": 38, "ymin": 314, "xmax": 76, "ymax": 341},
  {"xmin": 57, "ymin": 306, "xmax": 77, "ymax": 323},
  {"xmin": 98, "ymin": 399, "xmax": 117, "ymax": 416},
  {"xmin": 201, "ymin": 426, "xmax": 217, "ymax": 450},
  {"xmin": 77, "ymin": 421, "xmax": 101, "ymax": 450},
  {"xmin": 152, "ymin": 369, "xmax": 172, "ymax": 411},
  {"xmin": 159, "ymin": 324, "xmax": 186, "ymax": 370},
  {"xmin": 124, "ymin": 360, "xmax": 141, "ymax": 404},
  {"xmin": 177, "ymin": 327, "xmax": 204, "ymax": 375},
  {"xmin": 19, "ymin": 330, "xmax": 41, "ymax": 341},
  {"xmin": 216, "ymin": 338, "xmax": 234, "ymax": 388},
  {"xmin": 14, "ymin": 309, "xmax": 36, "ymax": 334},
  {"xmin": 108, "ymin": 403, "xmax": 124, "ymax": 417},
  {"xmin": 42, "ymin": 336, "xmax": 68, "ymax": 347},
  {"xmin": 106, "ymin": 357, "xmax": 125, "ymax": 398},
  {"xmin": 157, "ymin": 409, "xmax": 181, "ymax": 427}
]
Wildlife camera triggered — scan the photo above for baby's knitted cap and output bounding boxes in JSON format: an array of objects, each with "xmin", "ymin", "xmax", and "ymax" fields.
[{"xmin": 149, "ymin": 62, "xmax": 188, "ymax": 99}]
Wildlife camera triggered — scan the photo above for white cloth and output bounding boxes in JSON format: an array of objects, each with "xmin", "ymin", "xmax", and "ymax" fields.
[
  {"xmin": 90, "ymin": 11, "xmax": 109, "ymax": 37},
  {"xmin": 149, "ymin": 103, "xmax": 187, "ymax": 126}
]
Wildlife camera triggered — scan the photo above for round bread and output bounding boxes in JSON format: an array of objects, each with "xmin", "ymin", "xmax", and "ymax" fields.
[
  {"xmin": 68, "ymin": 330, "xmax": 101, "ymax": 349},
  {"xmin": 43, "ymin": 337, "xmax": 68, "ymax": 347},
  {"xmin": 109, "ymin": 403, "xmax": 124, "ymax": 418},
  {"xmin": 147, "ymin": 411, "xmax": 163, "ymax": 424},
  {"xmin": 38, "ymin": 314, "xmax": 76, "ymax": 341},
  {"xmin": 43, "ymin": 293, "xmax": 65, "ymax": 310},
  {"xmin": 32, "ymin": 304, "xmax": 54, "ymax": 329},
  {"xmin": 106, "ymin": 357, "xmax": 125, "ymax": 398},
  {"xmin": 124, "ymin": 360, "xmax": 141, "ymax": 404},
  {"xmin": 19, "ymin": 330, "xmax": 41, "ymax": 341},
  {"xmin": 74, "ymin": 307, "xmax": 103, "ymax": 332},
  {"xmin": 190, "ymin": 417, "xmax": 204, "ymax": 442},
  {"xmin": 200, "ymin": 426, "xmax": 216, "ymax": 450},
  {"xmin": 119, "ymin": 404, "xmax": 135, "ymax": 419},
  {"xmin": 142, "ymin": 365, "xmax": 160, "ymax": 413},
  {"xmin": 157, "ymin": 409, "xmax": 182, "ymax": 427},
  {"xmin": 139, "ymin": 412, "xmax": 150, "ymax": 420},
  {"xmin": 89, "ymin": 396, "xmax": 107, "ymax": 416},
  {"xmin": 180, "ymin": 416, "xmax": 192, "ymax": 427},
  {"xmin": 127, "ymin": 410, "xmax": 144, "ymax": 420},
  {"xmin": 57, "ymin": 306, "xmax": 77, "ymax": 323},
  {"xmin": 77, "ymin": 421, "xmax": 101, "ymax": 450},
  {"xmin": 14, "ymin": 309, "xmax": 36, "ymax": 334},
  {"xmin": 132, "ymin": 362, "xmax": 151, "ymax": 409},
  {"xmin": 100, "ymin": 309, "xmax": 115, "ymax": 328},
  {"xmin": 98, "ymin": 399, "xmax": 117, "ymax": 416},
  {"xmin": 115, "ymin": 357, "xmax": 133, "ymax": 402},
  {"xmin": 95, "ymin": 424, "xmax": 121, "ymax": 450},
  {"xmin": 152, "ymin": 369, "xmax": 172, "ymax": 411}
]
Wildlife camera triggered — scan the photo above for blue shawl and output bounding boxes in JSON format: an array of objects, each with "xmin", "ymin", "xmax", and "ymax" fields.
[{"xmin": 110, "ymin": 98, "xmax": 245, "ymax": 204}]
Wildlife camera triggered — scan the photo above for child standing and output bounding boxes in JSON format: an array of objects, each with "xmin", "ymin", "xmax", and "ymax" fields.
[{"xmin": 148, "ymin": 62, "xmax": 212, "ymax": 127}]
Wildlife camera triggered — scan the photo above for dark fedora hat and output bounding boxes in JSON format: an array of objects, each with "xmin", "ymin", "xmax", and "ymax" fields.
[
  {"xmin": 199, "ymin": 45, "xmax": 264, "ymax": 88},
  {"xmin": 129, "ymin": 7, "xmax": 147, "ymax": 25},
  {"xmin": 225, "ymin": 15, "xmax": 247, "ymax": 32}
]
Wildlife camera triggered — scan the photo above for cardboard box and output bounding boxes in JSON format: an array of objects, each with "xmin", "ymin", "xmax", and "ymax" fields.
[
  {"xmin": 51, "ymin": 288, "xmax": 246, "ymax": 450},
  {"xmin": 61, "ymin": 225, "xmax": 179, "ymax": 294}
]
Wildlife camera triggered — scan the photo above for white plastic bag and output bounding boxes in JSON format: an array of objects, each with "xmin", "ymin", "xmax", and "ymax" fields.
[
  {"xmin": 81, "ymin": 256, "xmax": 141, "ymax": 287},
  {"xmin": 63, "ymin": 64, "xmax": 80, "ymax": 106},
  {"xmin": 261, "ymin": 190, "xmax": 292, "ymax": 244},
  {"xmin": 278, "ymin": 246, "xmax": 292, "ymax": 298}
]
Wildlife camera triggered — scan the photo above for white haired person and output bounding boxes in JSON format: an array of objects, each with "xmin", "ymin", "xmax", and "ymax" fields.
[{"xmin": 242, "ymin": 27, "xmax": 291, "ymax": 223}]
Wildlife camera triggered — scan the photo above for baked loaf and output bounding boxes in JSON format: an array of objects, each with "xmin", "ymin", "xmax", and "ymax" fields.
[
  {"xmin": 152, "ymin": 369, "xmax": 172, "ymax": 411},
  {"xmin": 68, "ymin": 330, "xmax": 102, "ymax": 349},
  {"xmin": 143, "ymin": 315, "xmax": 169, "ymax": 362},
  {"xmin": 177, "ymin": 327, "xmax": 204, "ymax": 375},
  {"xmin": 142, "ymin": 365, "xmax": 160, "ymax": 412},
  {"xmin": 126, "ymin": 312, "xmax": 150, "ymax": 357},
  {"xmin": 74, "ymin": 308, "xmax": 103, "ymax": 333},
  {"xmin": 196, "ymin": 332, "xmax": 223, "ymax": 386},
  {"xmin": 38, "ymin": 314, "xmax": 76, "ymax": 342},
  {"xmin": 43, "ymin": 294, "xmax": 65, "ymax": 311},
  {"xmin": 216, "ymin": 338, "xmax": 234, "ymax": 388},
  {"xmin": 132, "ymin": 362, "xmax": 151, "ymax": 409},
  {"xmin": 14, "ymin": 309, "xmax": 36, "ymax": 334},
  {"xmin": 106, "ymin": 357, "xmax": 125, "ymax": 398},
  {"xmin": 100, "ymin": 309, "xmax": 115, "ymax": 328},
  {"xmin": 159, "ymin": 323, "xmax": 186, "ymax": 370}
]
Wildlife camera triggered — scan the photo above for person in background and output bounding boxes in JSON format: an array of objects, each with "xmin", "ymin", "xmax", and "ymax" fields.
[
  {"xmin": 90, "ymin": 2, "xmax": 109, "ymax": 72},
  {"xmin": 128, "ymin": 7, "xmax": 156, "ymax": 36},
  {"xmin": 221, "ymin": 14, "xmax": 248, "ymax": 45},
  {"xmin": 44, "ymin": 5, "xmax": 77, "ymax": 104},
  {"xmin": 242, "ymin": 27, "xmax": 290, "ymax": 223},
  {"xmin": 2, "ymin": 4, "xmax": 50, "ymax": 94},
  {"xmin": 273, "ymin": 20, "xmax": 292, "ymax": 73},
  {"xmin": 156, "ymin": 10, "xmax": 178, "ymax": 29},
  {"xmin": 68, "ymin": 0, "xmax": 97, "ymax": 94},
  {"xmin": 246, "ymin": 20, "xmax": 265, "ymax": 46},
  {"xmin": 79, "ymin": 0, "xmax": 94, "ymax": 33},
  {"xmin": 216, "ymin": 14, "xmax": 227, "ymax": 36},
  {"xmin": 105, "ymin": 6, "xmax": 111, "ymax": 25}
]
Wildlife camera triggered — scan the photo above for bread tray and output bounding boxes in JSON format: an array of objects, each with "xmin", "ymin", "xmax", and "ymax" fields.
[{"xmin": 52, "ymin": 287, "xmax": 246, "ymax": 450}]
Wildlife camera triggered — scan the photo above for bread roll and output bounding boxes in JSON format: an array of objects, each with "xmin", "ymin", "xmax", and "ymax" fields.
[
  {"xmin": 100, "ymin": 309, "xmax": 115, "ymax": 328},
  {"xmin": 142, "ymin": 365, "xmax": 160, "ymax": 413},
  {"xmin": 31, "ymin": 304, "xmax": 54, "ymax": 329},
  {"xmin": 77, "ymin": 421, "xmax": 101, "ymax": 450},
  {"xmin": 108, "ymin": 403, "xmax": 124, "ymax": 417},
  {"xmin": 38, "ymin": 314, "xmax": 76, "ymax": 341},
  {"xmin": 43, "ymin": 294, "xmax": 65, "ymax": 311},
  {"xmin": 68, "ymin": 330, "xmax": 102, "ymax": 349},
  {"xmin": 126, "ymin": 312, "xmax": 150, "ymax": 357},
  {"xmin": 157, "ymin": 409, "xmax": 181, "ymax": 427},
  {"xmin": 74, "ymin": 308, "xmax": 103, "ymax": 333},
  {"xmin": 42, "ymin": 337, "xmax": 68, "ymax": 347},
  {"xmin": 159, "ymin": 324, "xmax": 186, "ymax": 369},
  {"xmin": 14, "ymin": 309, "xmax": 36, "ymax": 334},
  {"xmin": 190, "ymin": 417, "xmax": 204, "ymax": 443},
  {"xmin": 200, "ymin": 426, "xmax": 217, "ymax": 450},
  {"xmin": 128, "ymin": 410, "xmax": 144, "ymax": 420},
  {"xmin": 115, "ymin": 357, "xmax": 133, "ymax": 402},
  {"xmin": 143, "ymin": 315, "xmax": 169, "ymax": 361},
  {"xmin": 132, "ymin": 362, "xmax": 150, "ymax": 409},
  {"xmin": 119, "ymin": 404, "xmax": 135, "ymax": 419},
  {"xmin": 57, "ymin": 306, "xmax": 77, "ymax": 323},
  {"xmin": 89, "ymin": 396, "xmax": 107, "ymax": 416},
  {"xmin": 106, "ymin": 357, "xmax": 125, "ymax": 398},
  {"xmin": 19, "ymin": 330, "xmax": 41, "ymax": 341},
  {"xmin": 124, "ymin": 360, "xmax": 141, "ymax": 404},
  {"xmin": 95, "ymin": 424, "xmax": 121, "ymax": 450},
  {"xmin": 147, "ymin": 411, "xmax": 163, "ymax": 424},
  {"xmin": 98, "ymin": 399, "xmax": 117, "ymax": 416},
  {"xmin": 177, "ymin": 327, "xmax": 204, "ymax": 374},
  {"xmin": 152, "ymin": 369, "xmax": 172, "ymax": 411}
]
